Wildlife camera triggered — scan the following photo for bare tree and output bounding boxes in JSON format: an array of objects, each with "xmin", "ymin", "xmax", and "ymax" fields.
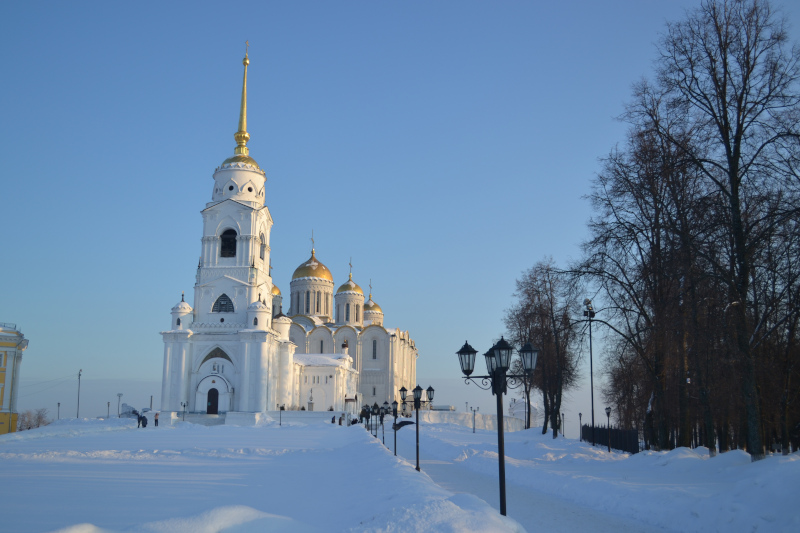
[
  {"xmin": 505, "ymin": 259, "xmax": 580, "ymax": 438},
  {"xmin": 652, "ymin": 0, "xmax": 800, "ymax": 460}
]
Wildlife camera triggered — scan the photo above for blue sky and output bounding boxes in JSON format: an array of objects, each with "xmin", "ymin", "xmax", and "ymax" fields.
[{"xmin": 3, "ymin": 1, "xmax": 799, "ymax": 421}]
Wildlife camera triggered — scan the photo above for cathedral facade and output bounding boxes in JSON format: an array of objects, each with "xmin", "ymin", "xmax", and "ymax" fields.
[{"xmin": 160, "ymin": 52, "xmax": 417, "ymax": 419}]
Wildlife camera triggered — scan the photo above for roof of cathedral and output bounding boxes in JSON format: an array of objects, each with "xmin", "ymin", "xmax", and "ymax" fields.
[
  {"xmin": 294, "ymin": 353, "xmax": 353, "ymax": 368},
  {"xmin": 271, "ymin": 284, "xmax": 281, "ymax": 296},
  {"xmin": 292, "ymin": 250, "xmax": 334, "ymax": 282},
  {"xmin": 248, "ymin": 300, "xmax": 268, "ymax": 310},
  {"xmin": 172, "ymin": 293, "xmax": 192, "ymax": 313},
  {"xmin": 336, "ymin": 273, "xmax": 363, "ymax": 295},
  {"xmin": 364, "ymin": 294, "xmax": 383, "ymax": 314}
]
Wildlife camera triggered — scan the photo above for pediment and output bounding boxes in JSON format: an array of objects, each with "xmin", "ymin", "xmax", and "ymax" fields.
[{"xmin": 196, "ymin": 274, "xmax": 252, "ymax": 288}]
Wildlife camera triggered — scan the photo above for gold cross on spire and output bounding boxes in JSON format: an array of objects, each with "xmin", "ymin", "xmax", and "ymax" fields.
[
  {"xmin": 245, "ymin": 40, "xmax": 249, "ymax": 56},
  {"xmin": 311, "ymin": 230, "xmax": 315, "ymax": 252},
  {"xmin": 369, "ymin": 279, "xmax": 373, "ymax": 294},
  {"xmin": 349, "ymin": 257, "xmax": 353, "ymax": 274}
]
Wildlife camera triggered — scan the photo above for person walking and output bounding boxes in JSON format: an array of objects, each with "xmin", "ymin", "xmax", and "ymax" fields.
[{"xmin": 154, "ymin": 412, "xmax": 159, "ymax": 427}]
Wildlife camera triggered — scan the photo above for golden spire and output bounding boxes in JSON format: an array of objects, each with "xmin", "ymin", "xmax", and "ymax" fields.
[{"xmin": 233, "ymin": 41, "xmax": 250, "ymax": 156}]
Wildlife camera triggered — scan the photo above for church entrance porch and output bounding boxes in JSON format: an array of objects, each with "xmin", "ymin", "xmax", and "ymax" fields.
[
  {"xmin": 196, "ymin": 375, "xmax": 232, "ymax": 414},
  {"xmin": 207, "ymin": 388, "xmax": 219, "ymax": 414}
]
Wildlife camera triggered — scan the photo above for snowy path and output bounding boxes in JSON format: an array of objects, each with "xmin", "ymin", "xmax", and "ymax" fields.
[{"xmin": 419, "ymin": 457, "xmax": 667, "ymax": 533}]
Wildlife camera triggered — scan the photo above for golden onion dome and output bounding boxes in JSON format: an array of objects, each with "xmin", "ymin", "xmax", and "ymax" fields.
[
  {"xmin": 221, "ymin": 154, "xmax": 261, "ymax": 169},
  {"xmin": 292, "ymin": 249, "xmax": 334, "ymax": 281},
  {"xmin": 271, "ymin": 284, "xmax": 281, "ymax": 296},
  {"xmin": 364, "ymin": 294, "xmax": 383, "ymax": 314},
  {"xmin": 336, "ymin": 273, "xmax": 364, "ymax": 295}
]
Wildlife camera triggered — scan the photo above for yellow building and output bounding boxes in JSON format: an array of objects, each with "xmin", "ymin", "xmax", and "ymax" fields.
[{"xmin": 0, "ymin": 323, "xmax": 28, "ymax": 434}]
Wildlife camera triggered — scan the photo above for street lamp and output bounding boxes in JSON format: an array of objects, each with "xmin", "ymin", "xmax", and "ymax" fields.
[
  {"xmin": 562, "ymin": 412, "xmax": 565, "ymax": 438},
  {"xmin": 180, "ymin": 401, "xmax": 187, "ymax": 421},
  {"xmin": 372, "ymin": 403, "xmax": 380, "ymax": 438},
  {"xmin": 457, "ymin": 338, "xmax": 539, "ymax": 517},
  {"xmin": 399, "ymin": 384, "xmax": 434, "ymax": 472},
  {"xmin": 584, "ymin": 299, "xmax": 596, "ymax": 445},
  {"xmin": 77, "ymin": 369, "xmax": 82, "ymax": 418},
  {"xmin": 579, "ymin": 412, "xmax": 582, "ymax": 442},
  {"xmin": 470, "ymin": 406, "xmax": 479, "ymax": 433},
  {"xmin": 57, "ymin": 402, "xmax": 60, "ymax": 420},
  {"xmin": 605, "ymin": 406, "xmax": 612, "ymax": 452},
  {"xmin": 391, "ymin": 400, "xmax": 399, "ymax": 455},
  {"xmin": 279, "ymin": 404, "xmax": 285, "ymax": 426},
  {"xmin": 117, "ymin": 393, "xmax": 123, "ymax": 417},
  {"xmin": 382, "ymin": 401, "xmax": 390, "ymax": 445},
  {"xmin": 107, "ymin": 402, "xmax": 110, "ymax": 418}
]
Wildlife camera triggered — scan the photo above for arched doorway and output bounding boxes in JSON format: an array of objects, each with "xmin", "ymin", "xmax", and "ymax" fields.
[{"xmin": 207, "ymin": 388, "xmax": 219, "ymax": 414}]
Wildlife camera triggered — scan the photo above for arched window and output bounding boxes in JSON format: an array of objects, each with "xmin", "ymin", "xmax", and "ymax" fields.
[
  {"xmin": 253, "ymin": 317, "xmax": 258, "ymax": 326},
  {"xmin": 320, "ymin": 340, "xmax": 324, "ymax": 353},
  {"xmin": 212, "ymin": 294, "xmax": 234, "ymax": 313},
  {"xmin": 356, "ymin": 305, "xmax": 361, "ymax": 322},
  {"xmin": 305, "ymin": 292, "xmax": 310, "ymax": 314},
  {"xmin": 372, "ymin": 339, "xmax": 377, "ymax": 359},
  {"xmin": 372, "ymin": 387, "xmax": 376, "ymax": 396},
  {"xmin": 326, "ymin": 294, "xmax": 330, "ymax": 315},
  {"xmin": 220, "ymin": 229, "xmax": 237, "ymax": 257},
  {"xmin": 316, "ymin": 291, "xmax": 321, "ymax": 313},
  {"xmin": 346, "ymin": 303, "xmax": 350, "ymax": 322},
  {"xmin": 259, "ymin": 233, "xmax": 266, "ymax": 260},
  {"xmin": 176, "ymin": 318, "xmax": 181, "ymax": 326}
]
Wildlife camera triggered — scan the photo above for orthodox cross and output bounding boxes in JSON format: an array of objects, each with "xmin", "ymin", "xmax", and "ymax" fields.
[
  {"xmin": 349, "ymin": 257, "xmax": 353, "ymax": 275},
  {"xmin": 310, "ymin": 229, "xmax": 315, "ymax": 251},
  {"xmin": 245, "ymin": 40, "xmax": 249, "ymax": 55}
]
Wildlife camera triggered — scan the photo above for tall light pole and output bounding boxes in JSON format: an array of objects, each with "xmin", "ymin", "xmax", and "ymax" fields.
[
  {"xmin": 391, "ymin": 400, "xmax": 398, "ymax": 455},
  {"xmin": 107, "ymin": 402, "xmax": 110, "ymax": 418},
  {"xmin": 605, "ymin": 406, "xmax": 612, "ymax": 452},
  {"xmin": 584, "ymin": 299, "xmax": 596, "ymax": 445},
  {"xmin": 57, "ymin": 402, "xmax": 60, "ymax": 420},
  {"xmin": 579, "ymin": 412, "xmax": 582, "ymax": 441},
  {"xmin": 382, "ymin": 401, "xmax": 390, "ymax": 446},
  {"xmin": 457, "ymin": 338, "xmax": 539, "ymax": 517},
  {"xmin": 181, "ymin": 401, "xmax": 187, "ymax": 421},
  {"xmin": 470, "ymin": 406, "xmax": 479, "ymax": 433},
  {"xmin": 117, "ymin": 393, "xmax": 123, "ymax": 417},
  {"xmin": 399, "ymin": 385, "xmax": 434, "ymax": 472},
  {"xmin": 76, "ymin": 369, "xmax": 82, "ymax": 418}
]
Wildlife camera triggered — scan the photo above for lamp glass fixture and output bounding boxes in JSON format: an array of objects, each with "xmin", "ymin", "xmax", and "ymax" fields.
[
  {"xmin": 399, "ymin": 386, "xmax": 407, "ymax": 402},
  {"xmin": 494, "ymin": 336, "xmax": 513, "ymax": 371},
  {"xmin": 426, "ymin": 386, "xmax": 435, "ymax": 402},
  {"xmin": 457, "ymin": 341, "xmax": 477, "ymax": 376},
  {"xmin": 519, "ymin": 342, "xmax": 539, "ymax": 373},
  {"xmin": 413, "ymin": 385, "xmax": 423, "ymax": 401}
]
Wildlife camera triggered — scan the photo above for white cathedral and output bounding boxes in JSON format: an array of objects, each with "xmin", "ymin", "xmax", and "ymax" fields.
[{"xmin": 160, "ymin": 51, "xmax": 418, "ymax": 421}]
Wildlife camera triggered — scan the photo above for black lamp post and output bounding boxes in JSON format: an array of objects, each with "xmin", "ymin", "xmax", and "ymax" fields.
[
  {"xmin": 605, "ymin": 406, "xmax": 612, "ymax": 452},
  {"xmin": 107, "ymin": 402, "xmax": 110, "ymax": 418},
  {"xmin": 457, "ymin": 338, "xmax": 539, "ymax": 517},
  {"xmin": 57, "ymin": 402, "xmax": 60, "ymax": 420},
  {"xmin": 391, "ymin": 400, "xmax": 398, "ymax": 455},
  {"xmin": 372, "ymin": 403, "xmax": 380, "ymax": 438},
  {"xmin": 584, "ymin": 299, "xmax": 596, "ymax": 445},
  {"xmin": 117, "ymin": 393, "xmax": 123, "ymax": 418},
  {"xmin": 180, "ymin": 402, "xmax": 187, "ymax": 421},
  {"xmin": 579, "ymin": 412, "xmax": 582, "ymax": 442},
  {"xmin": 470, "ymin": 406, "xmax": 479, "ymax": 433},
  {"xmin": 399, "ymin": 384, "xmax": 434, "ymax": 472},
  {"xmin": 279, "ymin": 404, "xmax": 285, "ymax": 426},
  {"xmin": 382, "ymin": 401, "xmax": 390, "ymax": 445}
]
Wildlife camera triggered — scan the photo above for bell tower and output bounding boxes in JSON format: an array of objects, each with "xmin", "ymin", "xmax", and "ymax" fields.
[{"xmin": 193, "ymin": 47, "xmax": 274, "ymax": 328}]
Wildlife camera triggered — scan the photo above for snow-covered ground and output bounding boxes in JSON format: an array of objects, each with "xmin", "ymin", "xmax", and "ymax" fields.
[{"xmin": 0, "ymin": 414, "xmax": 796, "ymax": 532}]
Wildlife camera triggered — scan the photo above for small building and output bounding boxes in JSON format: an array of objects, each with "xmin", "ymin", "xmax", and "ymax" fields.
[{"xmin": 0, "ymin": 323, "xmax": 28, "ymax": 434}]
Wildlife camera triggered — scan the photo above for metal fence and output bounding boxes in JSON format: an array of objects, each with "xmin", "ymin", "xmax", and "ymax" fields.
[{"xmin": 581, "ymin": 424, "xmax": 640, "ymax": 454}]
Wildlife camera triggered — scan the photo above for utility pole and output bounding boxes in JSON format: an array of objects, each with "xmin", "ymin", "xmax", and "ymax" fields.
[
  {"xmin": 117, "ymin": 393, "xmax": 123, "ymax": 417},
  {"xmin": 107, "ymin": 402, "xmax": 110, "ymax": 418},
  {"xmin": 76, "ymin": 369, "xmax": 82, "ymax": 418}
]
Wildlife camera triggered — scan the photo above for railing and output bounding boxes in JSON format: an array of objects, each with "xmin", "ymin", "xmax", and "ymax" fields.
[
  {"xmin": 582, "ymin": 424, "xmax": 640, "ymax": 454},
  {"xmin": 0, "ymin": 322, "xmax": 17, "ymax": 330}
]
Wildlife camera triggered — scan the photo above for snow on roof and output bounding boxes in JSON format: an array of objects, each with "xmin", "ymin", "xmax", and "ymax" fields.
[{"xmin": 294, "ymin": 353, "xmax": 351, "ymax": 368}]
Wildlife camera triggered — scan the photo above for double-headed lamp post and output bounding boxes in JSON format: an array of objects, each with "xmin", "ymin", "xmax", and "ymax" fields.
[
  {"xmin": 457, "ymin": 337, "xmax": 539, "ymax": 517},
  {"xmin": 399, "ymin": 384, "xmax": 434, "ymax": 472}
]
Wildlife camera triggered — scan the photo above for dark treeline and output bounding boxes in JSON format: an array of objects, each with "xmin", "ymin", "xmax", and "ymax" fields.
[{"xmin": 505, "ymin": 0, "xmax": 800, "ymax": 461}]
